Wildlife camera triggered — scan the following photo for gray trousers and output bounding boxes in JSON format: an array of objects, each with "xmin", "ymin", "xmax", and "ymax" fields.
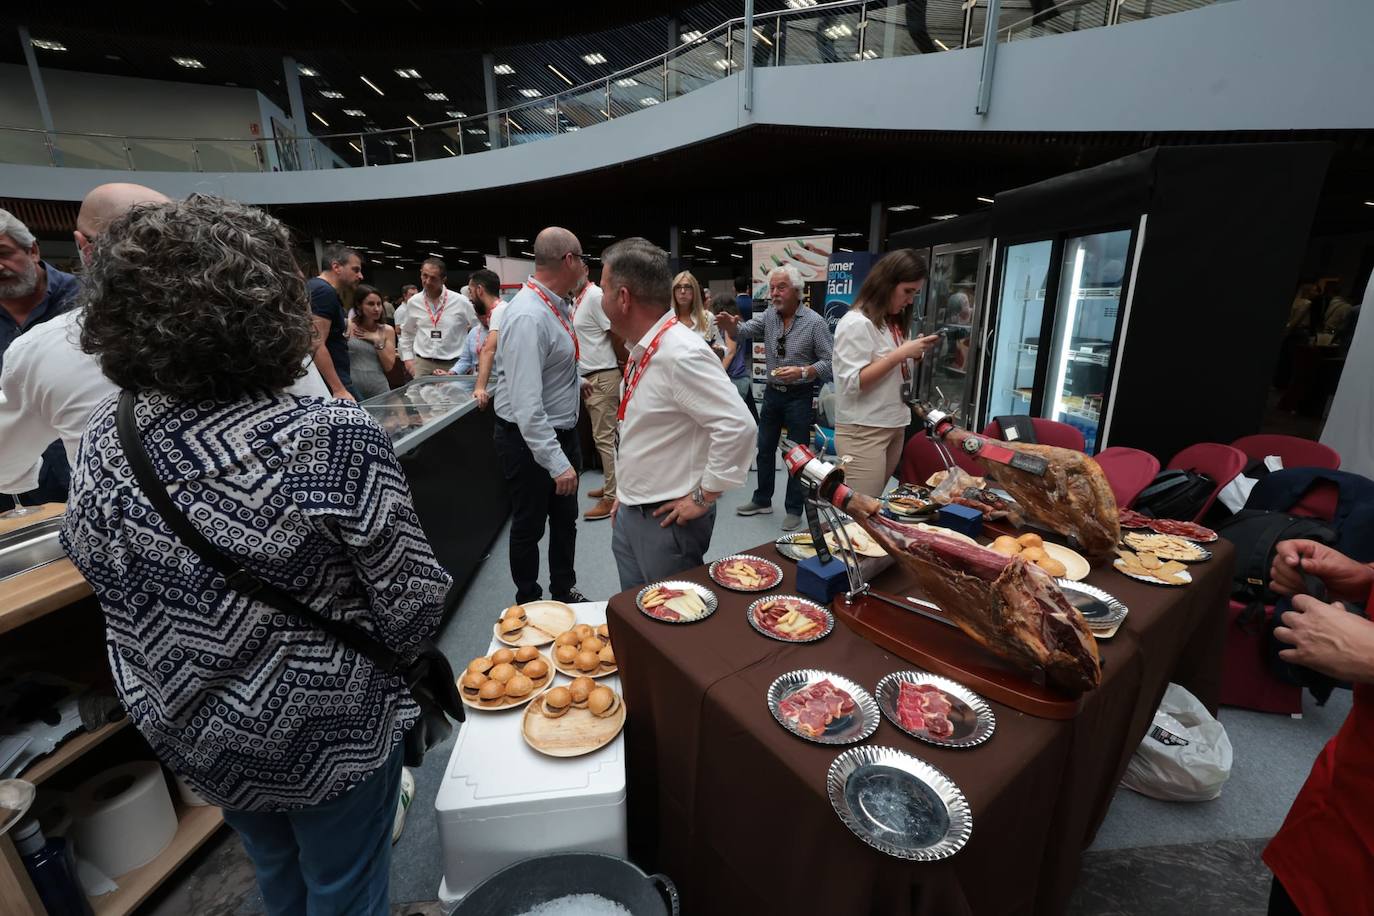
[{"xmin": 611, "ymin": 502, "xmax": 717, "ymax": 593}]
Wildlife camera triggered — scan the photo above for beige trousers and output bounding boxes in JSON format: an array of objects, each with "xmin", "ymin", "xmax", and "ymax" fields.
[
  {"xmin": 834, "ymin": 423, "xmax": 906, "ymax": 498},
  {"xmin": 583, "ymin": 369, "xmax": 621, "ymax": 499},
  {"xmin": 413, "ymin": 355, "xmax": 456, "ymax": 376}
]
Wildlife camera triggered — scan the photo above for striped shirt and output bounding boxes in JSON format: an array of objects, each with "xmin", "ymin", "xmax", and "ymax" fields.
[{"xmin": 735, "ymin": 303, "xmax": 834, "ymax": 385}]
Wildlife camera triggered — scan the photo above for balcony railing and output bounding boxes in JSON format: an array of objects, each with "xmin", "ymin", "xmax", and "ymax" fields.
[{"xmin": 0, "ymin": 0, "xmax": 1214, "ymax": 173}]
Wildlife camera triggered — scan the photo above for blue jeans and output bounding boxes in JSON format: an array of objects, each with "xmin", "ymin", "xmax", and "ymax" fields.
[
  {"xmin": 752, "ymin": 385, "xmax": 816, "ymax": 517},
  {"xmin": 223, "ymin": 743, "xmax": 402, "ymax": 916}
]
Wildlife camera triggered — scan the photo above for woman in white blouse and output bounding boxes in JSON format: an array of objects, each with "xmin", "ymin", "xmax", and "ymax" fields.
[
  {"xmin": 832, "ymin": 249, "xmax": 942, "ymax": 497},
  {"xmin": 672, "ymin": 271, "xmax": 722, "ymax": 356}
]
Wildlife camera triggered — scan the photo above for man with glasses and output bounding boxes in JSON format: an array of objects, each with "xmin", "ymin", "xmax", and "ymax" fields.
[
  {"xmin": 490, "ymin": 226, "xmax": 589, "ymax": 605},
  {"xmin": 716, "ymin": 264, "xmax": 833, "ymax": 531}
]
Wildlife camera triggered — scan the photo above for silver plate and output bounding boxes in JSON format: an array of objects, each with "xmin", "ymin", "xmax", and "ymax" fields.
[
  {"xmin": 1121, "ymin": 532, "xmax": 1214, "ymax": 562},
  {"xmin": 1055, "ymin": 579, "xmax": 1130, "ymax": 630},
  {"xmin": 875, "ymin": 671, "xmax": 996, "ymax": 749},
  {"xmin": 708, "ymin": 554, "xmax": 784, "ymax": 592},
  {"xmin": 634, "ymin": 580, "xmax": 719, "ymax": 624},
  {"xmin": 767, "ymin": 669, "xmax": 879, "ymax": 745},
  {"xmin": 773, "ymin": 532, "xmax": 863, "ymax": 565},
  {"xmin": 1111, "ymin": 559, "xmax": 1193, "ymax": 586},
  {"xmin": 827, "ymin": 745, "xmax": 973, "ymax": 861},
  {"xmin": 746, "ymin": 595, "xmax": 835, "ymax": 643}
]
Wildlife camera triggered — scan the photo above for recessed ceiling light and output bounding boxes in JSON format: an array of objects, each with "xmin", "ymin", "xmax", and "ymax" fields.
[
  {"xmin": 509, "ymin": 237, "xmax": 530, "ymax": 243},
  {"xmin": 416, "ymin": 239, "xmax": 439, "ymax": 244},
  {"xmin": 348, "ymin": 141, "xmax": 362, "ymax": 153},
  {"xmin": 31, "ymin": 39, "xmax": 67, "ymax": 51},
  {"xmin": 320, "ymin": 89, "xmax": 344, "ymax": 99},
  {"xmin": 493, "ymin": 63, "xmax": 515, "ymax": 75},
  {"xmin": 518, "ymin": 88, "xmax": 541, "ymax": 98},
  {"xmin": 1364, "ymin": 200, "xmax": 1374, "ymax": 207},
  {"xmin": 823, "ymin": 23, "xmax": 853, "ymax": 39},
  {"xmin": 689, "ymin": 228, "xmax": 705, "ymax": 234},
  {"xmin": 582, "ymin": 52, "xmax": 608, "ymax": 65},
  {"xmin": 839, "ymin": 231, "xmax": 865, "ymax": 237},
  {"xmin": 466, "ymin": 127, "xmax": 485, "ymax": 134},
  {"xmin": 711, "ymin": 234, "xmax": 734, "ymax": 240},
  {"xmin": 298, "ymin": 66, "xmax": 319, "ymax": 77},
  {"xmin": 425, "ymin": 91, "xmax": 448, "ymax": 101},
  {"xmin": 694, "ymin": 245, "xmax": 712, "ymax": 252},
  {"xmin": 381, "ymin": 138, "xmax": 398, "ymax": 146},
  {"xmin": 509, "ymin": 120, "xmax": 525, "ymax": 132},
  {"xmin": 853, "ymin": 49, "xmax": 879, "ymax": 60},
  {"xmin": 105, "ymin": 54, "xmax": 121, "ymax": 60},
  {"xmin": 343, "ymin": 108, "xmax": 365, "ymax": 116},
  {"xmin": 932, "ymin": 214, "xmax": 959, "ymax": 220},
  {"xmin": 380, "ymin": 240, "xmax": 402, "ymax": 248},
  {"xmin": 615, "ymin": 78, "xmax": 638, "ymax": 87},
  {"xmin": 172, "ymin": 57, "xmax": 205, "ymax": 69},
  {"xmin": 713, "ymin": 59, "xmax": 733, "ymax": 71},
  {"xmin": 521, "ymin": 250, "xmax": 535, "ymax": 257},
  {"xmin": 738, "ymin": 226, "xmax": 764, "ymax": 235},
  {"xmin": 639, "ymin": 97, "xmax": 660, "ymax": 106},
  {"xmin": 786, "ymin": 0, "xmax": 818, "ymax": 7},
  {"xmin": 566, "ymin": 125, "xmax": 579, "ymax": 131},
  {"xmin": 595, "ymin": 234, "xmax": 615, "ymax": 239},
  {"xmin": 680, "ymin": 30, "xmax": 703, "ymax": 42},
  {"xmin": 752, "ymin": 28, "xmax": 773, "ymax": 47},
  {"xmin": 428, "ymin": 251, "xmax": 444, "ymax": 257},
  {"xmin": 405, "ymin": 115, "xmax": 422, "ymax": 127},
  {"xmin": 838, "ymin": 247, "xmax": 854, "ymax": 252},
  {"xmin": 311, "ymin": 111, "xmax": 330, "ymax": 127},
  {"xmin": 812, "ymin": 227, "xmax": 836, "ymax": 232},
  {"xmin": 548, "ymin": 64, "xmax": 574, "ymax": 86},
  {"xmin": 361, "ymin": 75, "xmax": 384, "ymax": 96},
  {"xmin": 541, "ymin": 106, "xmax": 557, "ymax": 115},
  {"xmin": 887, "ymin": 203, "xmax": 919, "ymax": 212},
  {"xmin": 395, "ymin": 68, "xmax": 421, "ymax": 79},
  {"xmin": 976, "ymin": 196, "xmax": 994, "ymax": 204},
  {"xmin": 777, "ymin": 218, "xmax": 805, "ymax": 225},
  {"xmin": 731, "ymin": 253, "xmax": 744, "ymax": 259},
  {"xmin": 445, "ymin": 110, "xmax": 466, "ymax": 118}
]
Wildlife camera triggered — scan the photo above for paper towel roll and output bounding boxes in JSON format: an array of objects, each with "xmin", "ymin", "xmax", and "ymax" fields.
[
  {"xmin": 168, "ymin": 769, "xmax": 208, "ymax": 807},
  {"xmin": 71, "ymin": 760, "xmax": 177, "ymax": 877}
]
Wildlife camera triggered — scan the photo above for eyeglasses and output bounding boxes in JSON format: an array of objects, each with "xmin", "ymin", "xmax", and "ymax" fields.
[
  {"xmin": 673, "ymin": 284, "xmax": 694, "ymax": 291},
  {"xmin": 565, "ymin": 251, "xmax": 589, "ymax": 265},
  {"xmin": 776, "ymin": 332, "xmax": 788, "ymax": 357}
]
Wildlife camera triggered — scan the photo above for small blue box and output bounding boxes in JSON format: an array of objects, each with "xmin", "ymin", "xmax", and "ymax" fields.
[
  {"xmin": 937, "ymin": 503, "xmax": 984, "ymax": 539},
  {"xmin": 796, "ymin": 554, "xmax": 852, "ymax": 604}
]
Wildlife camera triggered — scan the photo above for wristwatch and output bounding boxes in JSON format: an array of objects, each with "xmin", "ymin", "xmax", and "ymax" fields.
[{"xmin": 690, "ymin": 485, "xmax": 708, "ymax": 507}]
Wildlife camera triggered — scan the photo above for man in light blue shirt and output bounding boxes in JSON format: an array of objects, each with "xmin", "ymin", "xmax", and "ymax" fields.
[
  {"xmin": 453, "ymin": 269, "xmax": 499, "ymax": 374},
  {"xmin": 491, "ymin": 227, "xmax": 589, "ymax": 604}
]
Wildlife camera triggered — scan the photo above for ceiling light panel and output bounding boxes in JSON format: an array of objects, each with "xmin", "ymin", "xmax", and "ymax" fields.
[
  {"xmin": 518, "ymin": 88, "xmax": 541, "ymax": 98},
  {"xmin": 395, "ymin": 68, "xmax": 422, "ymax": 79},
  {"xmin": 343, "ymin": 108, "xmax": 365, "ymax": 116},
  {"xmin": 446, "ymin": 110, "xmax": 467, "ymax": 118},
  {"xmin": 493, "ymin": 63, "xmax": 515, "ymax": 75},
  {"xmin": 298, "ymin": 66, "xmax": 319, "ymax": 76},
  {"xmin": 681, "ymin": 30, "xmax": 703, "ymax": 42},
  {"xmin": 615, "ymin": 78, "xmax": 638, "ymax": 87},
  {"xmin": 361, "ymin": 75, "xmax": 385, "ymax": 96},
  {"xmin": 172, "ymin": 57, "xmax": 205, "ymax": 69},
  {"xmin": 31, "ymin": 39, "xmax": 67, "ymax": 51},
  {"xmin": 425, "ymin": 91, "xmax": 448, "ymax": 101},
  {"xmin": 319, "ymin": 89, "xmax": 344, "ymax": 98},
  {"xmin": 582, "ymin": 53, "xmax": 608, "ymax": 65}
]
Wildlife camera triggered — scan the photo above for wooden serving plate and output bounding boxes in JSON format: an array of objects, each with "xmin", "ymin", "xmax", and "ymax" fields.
[
  {"xmin": 834, "ymin": 591, "xmax": 1084, "ymax": 720},
  {"xmin": 494, "ymin": 600, "xmax": 578, "ymax": 647},
  {"xmin": 522, "ymin": 692, "xmax": 627, "ymax": 757},
  {"xmin": 551, "ymin": 657, "xmax": 618, "ymax": 679},
  {"xmin": 459, "ymin": 652, "xmax": 555, "ymax": 712}
]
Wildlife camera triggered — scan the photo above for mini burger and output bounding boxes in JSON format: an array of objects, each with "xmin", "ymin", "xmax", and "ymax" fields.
[
  {"xmin": 522, "ymin": 658, "xmax": 549, "ymax": 681},
  {"xmin": 502, "ymin": 605, "xmax": 527, "ymax": 624},
  {"xmin": 514, "ymin": 646, "xmax": 540, "ymax": 665},
  {"xmin": 555, "ymin": 645, "xmax": 578, "ymax": 666},
  {"xmin": 459, "ymin": 671, "xmax": 487, "ymax": 699},
  {"xmin": 596, "ymin": 624, "xmax": 611, "ymax": 640},
  {"xmin": 499, "ymin": 616, "xmax": 525, "ymax": 640},
  {"xmin": 579, "ymin": 637, "xmax": 604, "ymax": 655},
  {"xmin": 554, "ymin": 631, "xmax": 580, "ymax": 648},
  {"xmin": 489, "ymin": 663, "xmax": 517, "ymax": 684},
  {"xmin": 478, "ymin": 679, "xmax": 506, "ymax": 707},
  {"xmin": 573, "ymin": 624, "xmax": 595, "ymax": 641},
  {"xmin": 543, "ymin": 686, "xmax": 572, "ymax": 719},
  {"xmin": 505, "ymin": 673, "xmax": 534, "ymax": 701},
  {"xmin": 569, "ymin": 677, "xmax": 595, "ymax": 707},
  {"xmin": 491, "ymin": 647, "xmax": 515, "ymax": 666},
  {"xmin": 575, "ymin": 650, "xmax": 600, "ymax": 673},
  {"xmin": 598, "ymin": 645, "xmax": 616, "ymax": 667},
  {"xmin": 467, "ymin": 657, "xmax": 493, "ymax": 676},
  {"xmin": 588, "ymin": 686, "xmax": 620, "ymax": 718}
]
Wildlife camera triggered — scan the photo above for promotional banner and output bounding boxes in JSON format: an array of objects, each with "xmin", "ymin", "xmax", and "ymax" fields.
[
  {"xmin": 822, "ymin": 251, "xmax": 878, "ymax": 334},
  {"xmin": 750, "ymin": 235, "xmax": 834, "ymax": 299}
]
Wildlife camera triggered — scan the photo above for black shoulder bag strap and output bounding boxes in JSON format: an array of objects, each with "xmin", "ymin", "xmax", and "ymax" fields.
[{"xmin": 115, "ymin": 391, "xmax": 462, "ymax": 764}]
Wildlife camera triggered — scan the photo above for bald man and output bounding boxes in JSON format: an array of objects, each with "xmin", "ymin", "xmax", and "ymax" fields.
[
  {"xmin": 490, "ymin": 226, "xmax": 590, "ymax": 604},
  {"xmin": 74, "ymin": 182, "xmax": 168, "ymax": 264}
]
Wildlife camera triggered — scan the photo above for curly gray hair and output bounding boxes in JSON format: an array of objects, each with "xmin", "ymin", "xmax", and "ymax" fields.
[
  {"xmin": 0, "ymin": 208, "xmax": 36, "ymax": 249},
  {"xmin": 79, "ymin": 194, "xmax": 313, "ymax": 401},
  {"xmin": 767, "ymin": 264, "xmax": 804, "ymax": 292}
]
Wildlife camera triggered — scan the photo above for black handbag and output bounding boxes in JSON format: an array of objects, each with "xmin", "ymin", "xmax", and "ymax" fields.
[{"xmin": 115, "ymin": 391, "xmax": 463, "ymax": 767}]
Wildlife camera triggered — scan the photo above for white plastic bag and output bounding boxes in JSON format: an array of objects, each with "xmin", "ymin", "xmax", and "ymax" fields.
[{"xmin": 1121, "ymin": 683, "xmax": 1233, "ymax": 802}]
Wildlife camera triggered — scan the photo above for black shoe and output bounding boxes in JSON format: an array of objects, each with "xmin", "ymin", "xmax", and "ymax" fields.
[{"xmin": 555, "ymin": 588, "xmax": 591, "ymax": 604}]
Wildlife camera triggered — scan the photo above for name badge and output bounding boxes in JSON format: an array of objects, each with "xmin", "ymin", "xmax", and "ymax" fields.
[
  {"xmin": 430, "ymin": 329, "xmax": 443, "ymax": 340},
  {"xmin": 900, "ymin": 381, "xmax": 914, "ymax": 403}
]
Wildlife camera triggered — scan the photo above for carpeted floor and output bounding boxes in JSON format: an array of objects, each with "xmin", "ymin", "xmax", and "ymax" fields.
[{"xmin": 141, "ymin": 465, "xmax": 1352, "ymax": 915}]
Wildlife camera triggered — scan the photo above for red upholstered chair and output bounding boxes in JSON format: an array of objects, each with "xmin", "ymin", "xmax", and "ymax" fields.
[
  {"xmin": 1220, "ymin": 605, "xmax": 1304, "ymax": 715},
  {"xmin": 1231, "ymin": 434, "xmax": 1341, "ymax": 471},
  {"xmin": 1093, "ymin": 446, "xmax": 1160, "ymax": 509},
  {"xmin": 982, "ymin": 418, "xmax": 1086, "ymax": 452},
  {"xmin": 896, "ymin": 430, "xmax": 983, "ymax": 487},
  {"xmin": 1166, "ymin": 443, "xmax": 1249, "ymax": 522}
]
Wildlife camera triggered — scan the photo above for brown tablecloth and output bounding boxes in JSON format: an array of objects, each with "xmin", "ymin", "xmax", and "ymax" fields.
[{"xmin": 606, "ymin": 539, "xmax": 1232, "ymax": 916}]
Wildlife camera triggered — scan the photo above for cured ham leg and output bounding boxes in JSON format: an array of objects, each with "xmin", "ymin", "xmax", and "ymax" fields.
[
  {"xmin": 930, "ymin": 425, "xmax": 1121, "ymax": 559},
  {"xmin": 845, "ymin": 498, "xmax": 1101, "ymax": 694}
]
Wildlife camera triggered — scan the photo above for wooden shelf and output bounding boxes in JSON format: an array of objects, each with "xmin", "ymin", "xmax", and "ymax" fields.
[
  {"xmin": 19, "ymin": 719, "xmax": 132, "ymax": 786},
  {"xmin": 0, "ymin": 560, "xmax": 93, "ymax": 636},
  {"xmin": 89, "ymin": 804, "xmax": 224, "ymax": 916}
]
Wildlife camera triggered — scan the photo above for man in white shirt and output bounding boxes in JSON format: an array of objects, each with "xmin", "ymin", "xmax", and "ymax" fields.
[
  {"xmin": 571, "ymin": 260, "xmax": 623, "ymax": 522},
  {"xmin": 397, "ymin": 257, "xmax": 476, "ymax": 377},
  {"xmin": 601, "ymin": 237, "xmax": 757, "ymax": 591},
  {"xmin": 0, "ymin": 184, "xmax": 332, "ymax": 499}
]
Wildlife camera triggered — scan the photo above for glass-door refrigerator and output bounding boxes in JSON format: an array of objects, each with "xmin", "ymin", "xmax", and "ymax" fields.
[{"xmin": 982, "ymin": 230, "xmax": 1133, "ymax": 452}]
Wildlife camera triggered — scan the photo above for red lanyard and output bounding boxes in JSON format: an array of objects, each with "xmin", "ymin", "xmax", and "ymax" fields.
[
  {"xmin": 573, "ymin": 283, "xmax": 591, "ymax": 315},
  {"xmin": 618, "ymin": 316, "xmax": 678, "ymax": 421},
  {"xmin": 423, "ymin": 289, "xmax": 448, "ymax": 327},
  {"xmin": 527, "ymin": 281, "xmax": 579, "ymax": 361},
  {"xmin": 890, "ymin": 321, "xmax": 910, "ymax": 380}
]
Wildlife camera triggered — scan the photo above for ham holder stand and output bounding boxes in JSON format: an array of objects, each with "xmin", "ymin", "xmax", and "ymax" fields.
[{"xmin": 783, "ymin": 415, "xmax": 1084, "ymax": 719}]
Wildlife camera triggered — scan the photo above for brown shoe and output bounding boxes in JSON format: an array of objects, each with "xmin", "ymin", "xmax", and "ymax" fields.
[
  {"xmin": 583, "ymin": 497, "xmax": 615, "ymax": 521},
  {"xmin": 587, "ymin": 487, "xmax": 605, "ymax": 499}
]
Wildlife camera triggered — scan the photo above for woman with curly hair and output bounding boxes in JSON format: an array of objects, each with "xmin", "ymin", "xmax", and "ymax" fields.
[
  {"xmin": 672, "ymin": 271, "xmax": 721, "ymax": 355},
  {"xmin": 61, "ymin": 194, "xmax": 449, "ymax": 915}
]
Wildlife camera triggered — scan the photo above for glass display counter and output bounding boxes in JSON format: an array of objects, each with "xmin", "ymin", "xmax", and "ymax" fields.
[{"xmin": 359, "ymin": 374, "xmax": 478, "ymax": 456}]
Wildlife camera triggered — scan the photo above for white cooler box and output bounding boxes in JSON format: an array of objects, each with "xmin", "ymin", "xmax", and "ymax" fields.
[{"xmin": 435, "ymin": 602, "xmax": 628, "ymax": 912}]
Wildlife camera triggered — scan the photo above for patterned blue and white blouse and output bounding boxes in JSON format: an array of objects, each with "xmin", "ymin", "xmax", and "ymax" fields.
[{"xmin": 61, "ymin": 390, "xmax": 451, "ymax": 812}]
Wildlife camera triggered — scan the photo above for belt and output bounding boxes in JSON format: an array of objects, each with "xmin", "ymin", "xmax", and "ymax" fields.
[
  {"xmin": 768, "ymin": 383, "xmax": 813, "ymax": 394},
  {"xmin": 582, "ymin": 366, "xmax": 622, "ymax": 378}
]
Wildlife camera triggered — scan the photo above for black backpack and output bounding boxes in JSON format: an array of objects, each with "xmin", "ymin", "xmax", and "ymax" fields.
[{"xmin": 1133, "ymin": 469, "xmax": 1216, "ymax": 523}]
